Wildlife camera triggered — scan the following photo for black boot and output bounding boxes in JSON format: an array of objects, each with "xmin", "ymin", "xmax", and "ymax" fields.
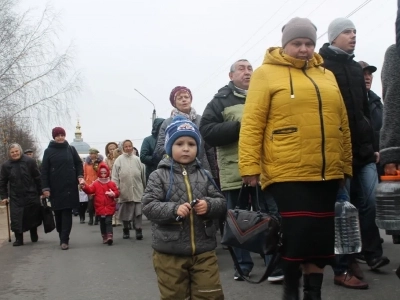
[
  {"xmin": 94, "ymin": 216, "xmax": 99, "ymax": 226},
  {"xmin": 13, "ymin": 233, "xmax": 24, "ymax": 246},
  {"xmin": 396, "ymin": 265, "xmax": 400, "ymax": 279},
  {"xmin": 303, "ymin": 273, "xmax": 323, "ymax": 300},
  {"xmin": 123, "ymin": 228, "xmax": 130, "ymax": 239},
  {"xmin": 135, "ymin": 228, "xmax": 143, "ymax": 240},
  {"xmin": 282, "ymin": 265, "xmax": 301, "ymax": 300},
  {"xmin": 30, "ymin": 227, "xmax": 38, "ymax": 242},
  {"xmin": 88, "ymin": 216, "xmax": 94, "ymax": 226}
]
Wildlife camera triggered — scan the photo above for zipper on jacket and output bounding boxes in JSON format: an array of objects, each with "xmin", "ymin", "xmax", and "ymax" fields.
[
  {"xmin": 302, "ymin": 68, "xmax": 326, "ymax": 180},
  {"xmin": 270, "ymin": 127, "xmax": 298, "ymax": 141},
  {"xmin": 182, "ymin": 166, "xmax": 196, "ymax": 255}
]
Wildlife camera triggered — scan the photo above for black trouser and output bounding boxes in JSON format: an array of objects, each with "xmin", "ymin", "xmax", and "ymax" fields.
[
  {"xmin": 79, "ymin": 202, "xmax": 88, "ymax": 220},
  {"xmin": 87, "ymin": 196, "xmax": 95, "ymax": 219},
  {"xmin": 100, "ymin": 215, "xmax": 113, "ymax": 235},
  {"xmin": 54, "ymin": 209, "xmax": 73, "ymax": 244}
]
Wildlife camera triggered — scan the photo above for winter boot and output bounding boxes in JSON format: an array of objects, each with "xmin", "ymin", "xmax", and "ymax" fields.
[
  {"xmin": 80, "ymin": 217, "xmax": 85, "ymax": 224},
  {"xmin": 282, "ymin": 266, "xmax": 301, "ymax": 300},
  {"xmin": 102, "ymin": 234, "xmax": 107, "ymax": 244},
  {"xmin": 94, "ymin": 216, "xmax": 99, "ymax": 226},
  {"xmin": 88, "ymin": 216, "xmax": 94, "ymax": 226},
  {"xmin": 303, "ymin": 273, "xmax": 323, "ymax": 300},
  {"xmin": 13, "ymin": 233, "xmax": 24, "ymax": 246},
  {"xmin": 135, "ymin": 228, "xmax": 143, "ymax": 240},
  {"xmin": 30, "ymin": 227, "xmax": 39, "ymax": 242},
  {"xmin": 123, "ymin": 228, "xmax": 130, "ymax": 239},
  {"xmin": 107, "ymin": 233, "xmax": 113, "ymax": 245}
]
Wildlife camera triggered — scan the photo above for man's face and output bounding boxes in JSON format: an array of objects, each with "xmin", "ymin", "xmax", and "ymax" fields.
[
  {"xmin": 363, "ymin": 70, "xmax": 373, "ymax": 91},
  {"xmin": 229, "ymin": 61, "xmax": 253, "ymax": 90},
  {"xmin": 332, "ymin": 29, "xmax": 356, "ymax": 53},
  {"xmin": 25, "ymin": 152, "xmax": 33, "ymax": 157}
]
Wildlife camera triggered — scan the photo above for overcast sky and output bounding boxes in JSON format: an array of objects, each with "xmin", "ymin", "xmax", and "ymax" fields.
[{"xmin": 19, "ymin": 0, "xmax": 395, "ymax": 156}]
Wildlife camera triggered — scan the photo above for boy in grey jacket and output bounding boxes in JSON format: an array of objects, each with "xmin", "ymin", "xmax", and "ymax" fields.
[{"xmin": 142, "ymin": 115, "xmax": 226, "ymax": 299}]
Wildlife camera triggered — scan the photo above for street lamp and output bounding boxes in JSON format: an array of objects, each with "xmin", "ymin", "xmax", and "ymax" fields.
[{"xmin": 134, "ymin": 88, "xmax": 156, "ymax": 124}]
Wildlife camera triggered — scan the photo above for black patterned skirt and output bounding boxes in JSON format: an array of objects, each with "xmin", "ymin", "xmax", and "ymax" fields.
[{"xmin": 269, "ymin": 180, "xmax": 339, "ymax": 270}]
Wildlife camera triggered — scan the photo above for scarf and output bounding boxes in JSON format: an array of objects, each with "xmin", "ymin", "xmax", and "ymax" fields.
[
  {"xmin": 170, "ymin": 107, "xmax": 197, "ymax": 121},
  {"xmin": 328, "ymin": 45, "xmax": 355, "ymax": 58},
  {"xmin": 97, "ymin": 177, "xmax": 110, "ymax": 184}
]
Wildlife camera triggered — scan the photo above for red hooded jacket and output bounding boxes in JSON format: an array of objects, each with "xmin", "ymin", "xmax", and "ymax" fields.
[{"xmin": 82, "ymin": 162, "xmax": 120, "ymax": 216}]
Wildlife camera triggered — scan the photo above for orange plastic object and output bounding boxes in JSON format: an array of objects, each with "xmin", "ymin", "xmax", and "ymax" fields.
[{"xmin": 381, "ymin": 170, "xmax": 400, "ymax": 181}]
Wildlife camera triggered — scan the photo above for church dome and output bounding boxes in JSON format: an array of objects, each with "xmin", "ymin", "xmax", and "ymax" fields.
[{"xmin": 70, "ymin": 121, "xmax": 91, "ymax": 155}]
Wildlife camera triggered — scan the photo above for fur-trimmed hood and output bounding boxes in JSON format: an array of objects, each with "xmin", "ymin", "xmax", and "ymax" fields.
[{"xmin": 85, "ymin": 154, "xmax": 104, "ymax": 165}]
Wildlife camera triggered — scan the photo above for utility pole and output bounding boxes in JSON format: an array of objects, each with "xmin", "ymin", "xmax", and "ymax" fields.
[{"xmin": 134, "ymin": 89, "xmax": 156, "ymax": 124}]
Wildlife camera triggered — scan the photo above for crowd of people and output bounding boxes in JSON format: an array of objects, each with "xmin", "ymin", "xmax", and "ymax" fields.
[{"xmin": 1, "ymin": 6, "xmax": 400, "ymax": 299}]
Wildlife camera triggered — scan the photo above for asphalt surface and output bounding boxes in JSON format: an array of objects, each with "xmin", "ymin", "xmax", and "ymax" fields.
[{"xmin": 0, "ymin": 216, "xmax": 399, "ymax": 300}]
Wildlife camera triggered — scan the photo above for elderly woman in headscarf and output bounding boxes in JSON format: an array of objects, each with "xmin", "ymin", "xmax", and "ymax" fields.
[
  {"xmin": 0, "ymin": 143, "xmax": 42, "ymax": 246},
  {"xmin": 112, "ymin": 139, "xmax": 146, "ymax": 240},
  {"xmin": 154, "ymin": 86, "xmax": 217, "ymax": 179}
]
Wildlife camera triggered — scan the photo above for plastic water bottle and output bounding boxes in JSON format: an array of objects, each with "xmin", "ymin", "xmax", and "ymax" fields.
[
  {"xmin": 376, "ymin": 171, "xmax": 400, "ymax": 231},
  {"xmin": 334, "ymin": 193, "xmax": 362, "ymax": 254}
]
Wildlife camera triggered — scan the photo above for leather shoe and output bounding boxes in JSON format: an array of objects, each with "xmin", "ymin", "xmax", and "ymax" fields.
[
  {"xmin": 334, "ymin": 272, "xmax": 368, "ymax": 289},
  {"xmin": 367, "ymin": 256, "xmax": 390, "ymax": 270},
  {"xmin": 349, "ymin": 261, "xmax": 364, "ymax": 280}
]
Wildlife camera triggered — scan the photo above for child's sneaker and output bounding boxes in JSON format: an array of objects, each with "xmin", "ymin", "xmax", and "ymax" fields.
[
  {"xmin": 106, "ymin": 233, "xmax": 113, "ymax": 245},
  {"xmin": 102, "ymin": 234, "xmax": 107, "ymax": 244}
]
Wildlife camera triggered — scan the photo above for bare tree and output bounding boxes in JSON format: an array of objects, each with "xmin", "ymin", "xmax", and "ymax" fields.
[{"xmin": 0, "ymin": 0, "xmax": 82, "ymax": 133}]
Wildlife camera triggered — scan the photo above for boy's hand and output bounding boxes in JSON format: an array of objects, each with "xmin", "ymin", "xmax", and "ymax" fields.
[
  {"xmin": 193, "ymin": 199, "xmax": 208, "ymax": 215},
  {"xmin": 177, "ymin": 203, "xmax": 191, "ymax": 218}
]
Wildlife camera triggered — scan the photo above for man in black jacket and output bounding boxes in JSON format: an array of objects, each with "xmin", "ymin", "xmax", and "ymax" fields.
[
  {"xmin": 200, "ymin": 59, "xmax": 282, "ymax": 283},
  {"xmin": 320, "ymin": 18, "xmax": 390, "ymax": 290}
]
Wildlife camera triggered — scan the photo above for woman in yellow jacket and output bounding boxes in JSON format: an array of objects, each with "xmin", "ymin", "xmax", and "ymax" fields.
[{"xmin": 239, "ymin": 18, "xmax": 352, "ymax": 300}]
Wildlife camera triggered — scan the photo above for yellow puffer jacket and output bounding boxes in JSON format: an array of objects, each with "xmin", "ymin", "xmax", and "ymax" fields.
[{"xmin": 239, "ymin": 47, "xmax": 352, "ymax": 189}]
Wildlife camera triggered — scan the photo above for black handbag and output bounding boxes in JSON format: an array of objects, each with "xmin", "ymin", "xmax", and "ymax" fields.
[
  {"xmin": 41, "ymin": 198, "xmax": 55, "ymax": 233},
  {"xmin": 221, "ymin": 184, "xmax": 281, "ymax": 283}
]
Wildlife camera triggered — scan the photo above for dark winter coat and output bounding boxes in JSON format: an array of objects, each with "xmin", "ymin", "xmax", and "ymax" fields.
[
  {"xmin": 380, "ymin": 44, "xmax": 400, "ymax": 165},
  {"xmin": 154, "ymin": 116, "xmax": 218, "ymax": 179},
  {"xmin": 41, "ymin": 141, "xmax": 83, "ymax": 210},
  {"xmin": 368, "ymin": 90, "xmax": 383, "ymax": 151},
  {"xmin": 140, "ymin": 118, "xmax": 165, "ymax": 182},
  {"xmin": 0, "ymin": 155, "xmax": 42, "ymax": 233},
  {"xmin": 319, "ymin": 43, "xmax": 375, "ymax": 167},
  {"xmin": 82, "ymin": 162, "xmax": 119, "ymax": 216},
  {"xmin": 142, "ymin": 157, "xmax": 226, "ymax": 256}
]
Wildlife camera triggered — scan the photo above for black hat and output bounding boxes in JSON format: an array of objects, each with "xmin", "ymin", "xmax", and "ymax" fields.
[
  {"xmin": 358, "ymin": 61, "xmax": 377, "ymax": 73},
  {"xmin": 24, "ymin": 149, "xmax": 33, "ymax": 154}
]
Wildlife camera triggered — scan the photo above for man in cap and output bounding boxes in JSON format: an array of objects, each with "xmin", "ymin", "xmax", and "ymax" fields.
[
  {"xmin": 24, "ymin": 149, "xmax": 34, "ymax": 158},
  {"xmin": 319, "ymin": 18, "xmax": 390, "ymax": 290}
]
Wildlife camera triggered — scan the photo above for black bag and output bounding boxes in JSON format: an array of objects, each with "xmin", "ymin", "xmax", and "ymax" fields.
[
  {"xmin": 41, "ymin": 198, "xmax": 55, "ymax": 233},
  {"xmin": 221, "ymin": 185, "xmax": 281, "ymax": 283},
  {"xmin": 221, "ymin": 185, "xmax": 280, "ymax": 255}
]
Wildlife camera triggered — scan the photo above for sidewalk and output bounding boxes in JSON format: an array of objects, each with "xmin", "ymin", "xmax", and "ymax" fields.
[{"xmin": 0, "ymin": 205, "xmax": 10, "ymax": 247}]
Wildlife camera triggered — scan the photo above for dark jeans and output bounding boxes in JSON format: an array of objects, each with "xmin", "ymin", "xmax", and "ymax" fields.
[
  {"xmin": 99, "ymin": 215, "xmax": 113, "ymax": 235},
  {"xmin": 54, "ymin": 209, "xmax": 73, "ymax": 244},
  {"xmin": 87, "ymin": 196, "xmax": 95, "ymax": 219},
  {"xmin": 79, "ymin": 202, "xmax": 88, "ymax": 220},
  {"xmin": 333, "ymin": 163, "xmax": 383, "ymax": 275},
  {"xmin": 225, "ymin": 186, "xmax": 279, "ymax": 273}
]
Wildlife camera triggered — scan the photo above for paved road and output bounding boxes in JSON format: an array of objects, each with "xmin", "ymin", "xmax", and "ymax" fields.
[{"xmin": 0, "ymin": 216, "xmax": 399, "ymax": 300}]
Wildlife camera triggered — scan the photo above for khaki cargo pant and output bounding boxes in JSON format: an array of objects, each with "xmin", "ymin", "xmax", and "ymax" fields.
[{"xmin": 153, "ymin": 250, "xmax": 224, "ymax": 300}]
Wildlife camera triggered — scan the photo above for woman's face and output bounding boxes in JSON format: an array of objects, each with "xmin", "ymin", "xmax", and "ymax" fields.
[
  {"xmin": 283, "ymin": 38, "xmax": 315, "ymax": 60},
  {"xmin": 123, "ymin": 141, "xmax": 133, "ymax": 154},
  {"xmin": 175, "ymin": 92, "xmax": 192, "ymax": 114},
  {"xmin": 107, "ymin": 144, "xmax": 117, "ymax": 154},
  {"xmin": 9, "ymin": 147, "xmax": 21, "ymax": 160},
  {"xmin": 54, "ymin": 134, "xmax": 66, "ymax": 143}
]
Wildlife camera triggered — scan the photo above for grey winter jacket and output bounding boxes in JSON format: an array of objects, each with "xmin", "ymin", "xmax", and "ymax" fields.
[{"xmin": 142, "ymin": 157, "xmax": 226, "ymax": 256}]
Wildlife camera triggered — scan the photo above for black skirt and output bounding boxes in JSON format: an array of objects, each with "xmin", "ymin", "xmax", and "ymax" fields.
[{"xmin": 269, "ymin": 180, "xmax": 339, "ymax": 269}]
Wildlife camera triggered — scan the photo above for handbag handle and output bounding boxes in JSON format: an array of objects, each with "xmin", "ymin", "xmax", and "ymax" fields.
[{"xmin": 236, "ymin": 184, "xmax": 262, "ymax": 212}]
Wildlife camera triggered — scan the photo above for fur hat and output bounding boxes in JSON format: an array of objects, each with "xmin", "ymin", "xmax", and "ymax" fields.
[
  {"xmin": 328, "ymin": 18, "xmax": 355, "ymax": 44},
  {"xmin": 169, "ymin": 86, "xmax": 192, "ymax": 107},
  {"xmin": 164, "ymin": 116, "xmax": 201, "ymax": 157},
  {"xmin": 281, "ymin": 17, "xmax": 317, "ymax": 47},
  {"xmin": 52, "ymin": 127, "xmax": 66, "ymax": 139}
]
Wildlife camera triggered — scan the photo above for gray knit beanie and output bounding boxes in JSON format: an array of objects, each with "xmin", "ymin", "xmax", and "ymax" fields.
[
  {"xmin": 282, "ymin": 17, "xmax": 317, "ymax": 47},
  {"xmin": 328, "ymin": 18, "xmax": 356, "ymax": 44}
]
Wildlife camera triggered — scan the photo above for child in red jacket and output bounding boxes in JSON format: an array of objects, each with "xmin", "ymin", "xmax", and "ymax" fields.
[{"xmin": 82, "ymin": 162, "xmax": 119, "ymax": 245}]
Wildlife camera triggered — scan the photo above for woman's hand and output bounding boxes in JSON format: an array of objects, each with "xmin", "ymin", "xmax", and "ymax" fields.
[
  {"xmin": 43, "ymin": 191, "xmax": 50, "ymax": 198},
  {"xmin": 242, "ymin": 175, "xmax": 260, "ymax": 187},
  {"xmin": 176, "ymin": 203, "xmax": 191, "ymax": 218},
  {"xmin": 193, "ymin": 199, "xmax": 208, "ymax": 215},
  {"xmin": 1, "ymin": 199, "xmax": 9, "ymax": 205}
]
